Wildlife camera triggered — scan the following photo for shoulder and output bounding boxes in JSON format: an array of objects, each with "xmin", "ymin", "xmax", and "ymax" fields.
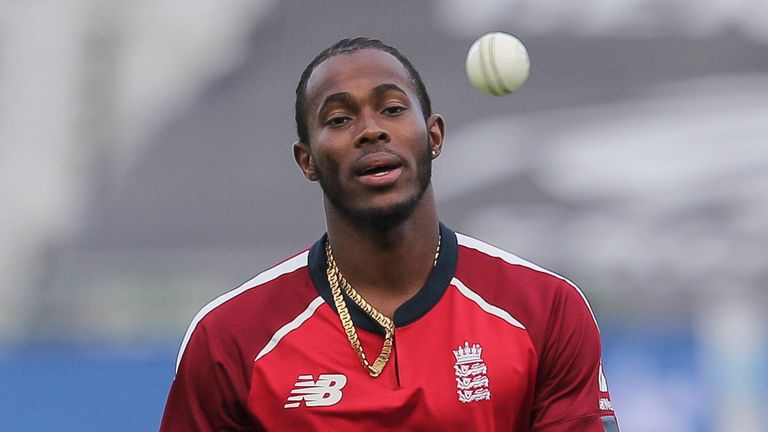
[
  {"xmin": 174, "ymin": 249, "xmax": 321, "ymax": 373},
  {"xmin": 455, "ymin": 231, "xmax": 584, "ymax": 294},
  {"xmin": 451, "ymin": 232, "xmax": 616, "ymax": 426},
  {"xmin": 453, "ymin": 231, "xmax": 599, "ymax": 346}
]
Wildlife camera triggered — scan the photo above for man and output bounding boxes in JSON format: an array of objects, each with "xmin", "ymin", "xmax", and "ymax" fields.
[{"xmin": 161, "ymin": 37, "xmax": 619, "ymax": 431}]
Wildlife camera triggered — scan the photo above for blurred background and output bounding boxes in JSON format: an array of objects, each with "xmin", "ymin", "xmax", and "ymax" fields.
[{"xmin": 1, "ymin": 0, "xmax": 766, "ymax": 430}]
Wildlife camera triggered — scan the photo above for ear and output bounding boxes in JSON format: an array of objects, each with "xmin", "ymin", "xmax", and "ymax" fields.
[
  {"xmin": 427, "ymin": 114, "xmax": 445, "ymax": 159},
  {"xmin": 293, "ymin": 141, "xmax": 318, "ymax": 181}
]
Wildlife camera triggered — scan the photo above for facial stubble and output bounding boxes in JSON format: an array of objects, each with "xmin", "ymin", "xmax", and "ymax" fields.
[{"xmin": 316, "ymin": 138, "xmax": 433, "ymax": 232}]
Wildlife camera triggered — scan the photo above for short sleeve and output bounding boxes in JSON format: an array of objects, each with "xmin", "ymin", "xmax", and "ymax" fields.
[
  {"xmin": 159, "ymin": 323, "xmax": 257, "ymax": 431},
  {"xmin": 530, "ymin": 282, "xmax": 619, "ymax": 431}
]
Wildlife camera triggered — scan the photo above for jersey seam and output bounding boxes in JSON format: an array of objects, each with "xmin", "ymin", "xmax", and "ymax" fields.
[
  {"xmin": 535, "ymin": 411, "xmax": 603, "ymax": 431},
  {"xmin": 253, "ymin": 295, "xmax": 326, "ymax": 363},
  {"xmin": 175, "ymin": 250, "xmax": 310, "ymax": 374},
  {"xmin": 450, "ymin": 277, "xmax": 526, "ymax": 329}
]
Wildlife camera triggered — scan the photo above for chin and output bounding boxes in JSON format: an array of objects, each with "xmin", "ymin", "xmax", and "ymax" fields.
[{"xmin": 337, "ymin": 191, "xmax": 423, "ymax": 231}]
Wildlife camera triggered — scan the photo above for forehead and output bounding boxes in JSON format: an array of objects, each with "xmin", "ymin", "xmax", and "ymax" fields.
[{"xmin": 305, "ymin": 49, "xmax": 417, "ymax": 107}]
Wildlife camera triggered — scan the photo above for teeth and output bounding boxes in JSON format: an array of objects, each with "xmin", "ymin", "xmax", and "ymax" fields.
[{"xmin": 361, "ymin": 166, "xmax": 393, "ymax": 176}]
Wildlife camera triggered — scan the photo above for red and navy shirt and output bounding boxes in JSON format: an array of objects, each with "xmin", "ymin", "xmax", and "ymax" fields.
[{"xmin": 161, "ymin": 224, "xmax": 619, "ymax": 431}]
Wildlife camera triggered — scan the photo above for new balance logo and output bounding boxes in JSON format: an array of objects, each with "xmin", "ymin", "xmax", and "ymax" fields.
[{"xmin": 284, "ymin": 374, "xmax": 347, "ymax": 409}]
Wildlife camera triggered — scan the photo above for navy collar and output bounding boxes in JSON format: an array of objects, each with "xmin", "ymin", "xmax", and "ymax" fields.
[{"xmin": 308, "ymin": 223, "xmax": 458, "ymax": 334}]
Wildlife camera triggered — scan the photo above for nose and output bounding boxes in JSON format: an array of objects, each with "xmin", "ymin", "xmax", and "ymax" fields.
[{"xmin": 353, "ymin": 115, "xmax": 390, "ymax": 147}]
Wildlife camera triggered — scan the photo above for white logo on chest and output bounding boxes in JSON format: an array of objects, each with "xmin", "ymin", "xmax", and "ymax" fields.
[
  {"xmin": 453, "ymin": 341, "xmax": 491, "ymax": 403},
  {"xmin": 284, "ymin": 374, "xmax": 347, "ymax": 408}
]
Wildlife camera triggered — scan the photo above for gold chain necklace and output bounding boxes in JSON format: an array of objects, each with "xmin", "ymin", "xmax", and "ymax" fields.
[{"xmin": 325, "ymin": 234, "xmax": 441, "ymax": 377}]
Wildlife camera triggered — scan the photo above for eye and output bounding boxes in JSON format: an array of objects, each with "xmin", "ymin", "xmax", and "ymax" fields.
[
  {"xmin": 325, "ymin": 116, "xmax": 350, "ymax": 127},
  {"xmin": 383, "ymin": 105, "xmax": 406, "ymax": 115}
]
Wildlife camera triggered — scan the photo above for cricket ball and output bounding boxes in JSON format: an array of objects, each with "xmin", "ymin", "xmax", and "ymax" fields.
[{"xmin": 466, "ymin": 32, "xmax": 530, "ymax": 96}]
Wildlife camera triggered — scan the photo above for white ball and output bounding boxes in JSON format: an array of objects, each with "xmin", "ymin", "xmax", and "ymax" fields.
[{"xmin": 466, "ymin": 32, "xmax": 530, "ymax": 96}]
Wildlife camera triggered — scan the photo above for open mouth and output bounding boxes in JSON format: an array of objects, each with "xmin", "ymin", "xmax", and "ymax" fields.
[
  {"xmin": 359, "ymin": 164, "xmax": 397, "ymax": 177},
  {"xmin": 354, "ymin": 153, "xmax": 403, "ymax": 185}
]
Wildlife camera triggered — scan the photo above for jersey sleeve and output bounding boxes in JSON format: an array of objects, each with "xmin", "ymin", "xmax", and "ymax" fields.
[
  {"xmin": 160, "ymin": 322, "xmax": 258, "ymax": 431},
  {"xmin": 530, "ymin": 281, "xmax": 619, "ymax": 432}
]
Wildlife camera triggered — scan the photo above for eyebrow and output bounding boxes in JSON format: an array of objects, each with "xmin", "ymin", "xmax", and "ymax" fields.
[
  {"xmin": 371, "ymin": 83, "xmax": 408, "ymax": 99},
  {"xmin": 317, "ymin": 92, "xmax": 354, "ymax": 120},
  {"xmin": 317, "ymin": 83, "xmax": 409, "ymax": 116}
]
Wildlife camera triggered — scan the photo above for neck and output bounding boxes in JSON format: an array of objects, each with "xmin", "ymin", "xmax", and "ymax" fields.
[{"xmin": 324, "ymin": 189, "xmax": 440, "ymax": 317}]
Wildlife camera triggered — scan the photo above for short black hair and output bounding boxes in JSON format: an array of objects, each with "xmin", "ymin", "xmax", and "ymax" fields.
[{"xmin": 295, "ymin": 37, "xmax": 432, "ymax": 145}]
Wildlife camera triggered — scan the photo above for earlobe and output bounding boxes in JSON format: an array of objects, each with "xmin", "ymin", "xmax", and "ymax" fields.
[{"xmin": 293, "ymin": 141, "xmax": 318, "ymax": 181}]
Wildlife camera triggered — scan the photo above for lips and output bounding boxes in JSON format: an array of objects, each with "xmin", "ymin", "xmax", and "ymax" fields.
[{"xmin": 353, "ymin": 153, "xmax": 404, "ymax": 187}]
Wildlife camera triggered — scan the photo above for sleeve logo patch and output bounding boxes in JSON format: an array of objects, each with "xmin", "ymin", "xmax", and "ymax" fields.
[
  {"xmin": 284, "ymin": 374, "xmax": 347, "ymax": 408},
  {"xmin": 453, "ymin": 341, "xmax": 491, "ymax": 403},
  {"xmin": 597, "ymin": 361, "xmax": 615, "ymax": 412},
  {"xmin": 599, "ymin": 362, "xmax": 609, "ymax": 392},
  {"xmin": 599, "ymin": 398, "xmax": 614, "ymax": 411}
]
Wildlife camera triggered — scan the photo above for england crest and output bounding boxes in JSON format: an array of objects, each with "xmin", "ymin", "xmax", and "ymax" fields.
[{"xmin": 453, "ymin": 341, "xmax": 491, "ymax": 403}]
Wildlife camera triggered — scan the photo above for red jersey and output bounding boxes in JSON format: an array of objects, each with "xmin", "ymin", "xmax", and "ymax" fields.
[{"xmin": 161, "ymin": 225, "xmax": 619, "ymax": 431}]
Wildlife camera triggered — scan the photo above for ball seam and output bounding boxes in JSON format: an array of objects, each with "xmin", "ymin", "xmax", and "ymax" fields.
[
  {"xmin": 488, "ymin": 33, "xmax": 513, "ymax": 95},
  {"xmin": 479, "ymin": 35, "xmax": 503, "ymax": 96}
]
